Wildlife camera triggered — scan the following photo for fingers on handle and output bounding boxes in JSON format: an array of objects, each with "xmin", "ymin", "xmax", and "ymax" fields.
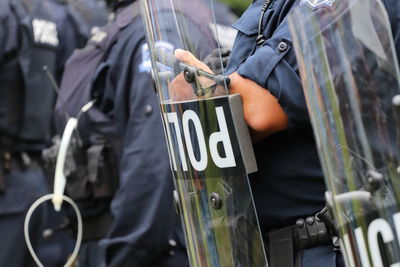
[{"xmin": 174, "ymin": 49, "xmax": 195, "ymax": 64}]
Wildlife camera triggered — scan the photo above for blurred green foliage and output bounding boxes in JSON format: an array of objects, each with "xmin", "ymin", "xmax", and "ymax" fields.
[{"xmin": 218, "ymin": 0, "xmax": 252, "ymax": 15}]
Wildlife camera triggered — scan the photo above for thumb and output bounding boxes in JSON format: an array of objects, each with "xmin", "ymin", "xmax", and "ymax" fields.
[
  {"xmin": 174, "ymin": 49, "xmax": 213, "ymax": 73},
  {"xmin": 174, "ymin": 49, "xmax": 197, "ymax": 65}
]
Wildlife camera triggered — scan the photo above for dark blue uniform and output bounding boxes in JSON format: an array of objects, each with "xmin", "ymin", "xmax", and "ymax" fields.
[
  {"xmin": 0, "ymin": 1, "xmax": 58, "ymax": 266},
  {"xmin": 44, "ymin": 2, "xmax": 108, "ymax": 266},
  {"xmin": 96, "ymin": 1, "xmax": 235, "ymax": 266},
  {"xmin": 0, "ymin": 0, "xmax": 106, "ymax": 266},
  {"xmin": 76, "ymin": 2, "xmax": 189, "ymax": 266},
  {"xmin": 227, "ymin": 0, "xmax": 324, "ymax": 234},
  {"xmin": 226, "ymin": 0, "xmax": 339, "ymax": 265},
  {"xmin": 226, "ymin": 0, "xmax": 400, "ymax": 266}
]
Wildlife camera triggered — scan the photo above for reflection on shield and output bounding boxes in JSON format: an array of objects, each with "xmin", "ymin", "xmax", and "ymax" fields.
[
  {"xmin": 300, "ymin": 0, "xmax": 336, "ymax": 9},
  {"xmin": 289, "ymin": 0, "xmax": 400, "ymax": 266}
]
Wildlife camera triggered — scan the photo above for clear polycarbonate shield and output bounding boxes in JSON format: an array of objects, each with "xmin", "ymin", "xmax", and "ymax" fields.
[
  {"xmin": 140, "ymin": 0, "xmax": 267, "ymax": 266},
  {"xmin": 289, "ymin": 0, "xmax": 400, "ymax": 266}
]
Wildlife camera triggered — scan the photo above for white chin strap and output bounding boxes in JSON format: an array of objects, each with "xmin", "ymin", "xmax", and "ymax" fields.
[{"xmin": 24, "ymin": 100, "xmax": 96, "ymax": 266}]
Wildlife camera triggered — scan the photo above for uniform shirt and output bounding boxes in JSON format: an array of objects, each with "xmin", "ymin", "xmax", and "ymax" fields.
[
  {"xmin": 226, "ymin": 0, "xmax": 326, "ymax": 230},
  {"xmin": 96, "ymin": 3, "xmax": 188, "ymax": 266},
  {"xmin": 0, "ymin": 0, "xmax": 60, "ymax": 149},
  {"xmin": 0, "ymin": 0, "xmax": 100, "ymax": 78},
  {"xmin": 95, "ymin": 1, "xmax": 226, "ymax": 265},
  {"xmin": 226, "ymin": 0, "xmax": 400, "ymax": 231},
  {"xmin": 0, "ymin": 0, "xmax": 99, "ymax": 150}
]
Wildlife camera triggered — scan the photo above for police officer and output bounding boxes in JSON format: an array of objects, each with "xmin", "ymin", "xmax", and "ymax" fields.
[
  {"xmin": 173, "ymin": 0, "xmax": 400, "ymax": 266},
  {"xmin": 52, "ymin": 0, "xmax": 191, "ymax": 266},
  {"xmin": 226, "ymin": 7, "xmax": 324, "ymax": 267},
  {"xmin": 0, "ymin": 0, "xmax": 107, "ymax": 266},
  {"xmin": 93, "ymin": 1, "xmax": 190, "ymax": 266},
  {"xmin": 0, "ymin": 0, "xmax": 60, "ymax": 266},
  {"xmin": 39, "ymin": 1, "xmax": 108, "ymax": 266},
  {"xmin": 98, "ymin": 1, "xmax": 239, "ymax": 265},
  {"xmin": 172, "ymin": 0, "xmax": 339, "ymax": 266}
]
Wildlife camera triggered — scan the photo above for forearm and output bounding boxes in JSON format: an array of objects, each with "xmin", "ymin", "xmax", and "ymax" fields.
[
  {"xmin": 173, "ymin": 49, "xmax": 289, "ymax": 142},
  {"xmin": 228, "ymin": 72, "xmax": 288, "ymax": 142}
]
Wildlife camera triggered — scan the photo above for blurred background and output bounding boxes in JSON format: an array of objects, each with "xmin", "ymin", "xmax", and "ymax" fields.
[{"xmin": 218, "ymin": 0, "xmax": 251, "ymax": 15}]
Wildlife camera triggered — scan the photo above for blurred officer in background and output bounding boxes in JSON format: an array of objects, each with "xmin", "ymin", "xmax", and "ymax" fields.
[
  {"xmin": 41, "ymin": 1, "xmax": 108, "ymax": 266},
  {"xmin": 0, "ymin": 0, "xmax": 107, "ymax": 266},
  {"xmin": 98, "ymin": 1, "xmax": 240, "ymax": 266},
  {"xmin": 96, "ymin": 0, "xmax": 190, "ymax": 265},
  {"xmin": 0, "ymin": 0, "xmax": 61, "ymax": 266},
  {"xmin": 53, "ymin": 0, "xmax": 189, "ymax": 265},
  {"xmin": 96, "ymin": 3, "xmax": 190, "ymax": 262},
  {"xmin": 53, "ymin": 0, "xmax": 239, "ymax": 266}
]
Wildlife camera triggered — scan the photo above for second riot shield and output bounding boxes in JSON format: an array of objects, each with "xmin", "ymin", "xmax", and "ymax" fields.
[
  {"xmin": 288, "ymin": 0, "xmax": 400, "ymax": 266},
  {"xmin": 140, "ymin": 0, "xmax": 268, "ymax": 266}
]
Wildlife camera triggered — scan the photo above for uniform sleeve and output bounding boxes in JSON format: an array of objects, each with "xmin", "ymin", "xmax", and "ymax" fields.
[
  {"xmin": 236, "ymin": 21, "xmax": 309, "ymax": 129},
  {"xmin": 99, "ymin": 30, "xmax": 178, "ymax": 267}
]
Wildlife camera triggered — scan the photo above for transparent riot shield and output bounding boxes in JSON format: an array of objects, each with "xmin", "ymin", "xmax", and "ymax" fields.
[
  {"xmin": 140, "ymin": 0, "xmax": 267, "ymax": 266},
  {"xmin": 288, "ymin": 0, "xmax": 400, "ymax": 266}
]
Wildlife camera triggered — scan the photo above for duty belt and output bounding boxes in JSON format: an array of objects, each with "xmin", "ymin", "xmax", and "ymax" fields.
[{"xmin": 268, "ymin": 208, "xmax": 337, "ymax": 267}]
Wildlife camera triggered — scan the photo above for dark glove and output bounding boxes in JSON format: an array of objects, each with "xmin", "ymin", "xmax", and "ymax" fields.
[{"xmin": 204, "ymin": 48, "xmax": 231, "ymax": 75}]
